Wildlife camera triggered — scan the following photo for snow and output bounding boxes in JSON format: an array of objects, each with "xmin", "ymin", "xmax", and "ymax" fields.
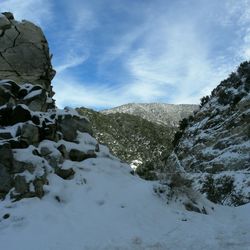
[
  {"xmin": 1, "ymin": 143, "xmax": 250, "ymax": 249},
  {"xmin": 0, "ymin": 101, "xmax": 249, "ymax": 249},
  {"xmin": 23, "ymin": 89, "xmax": 43, "ymax": 100},
  {"xmin": 130, "ymin": 159, "xmax": 142, "ymax": 170}
]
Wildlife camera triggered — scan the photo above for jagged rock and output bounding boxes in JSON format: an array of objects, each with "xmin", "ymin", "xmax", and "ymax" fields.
[
  {"xmin": 12, "ymin": 160, "xmax": 35, "ymax": 173},
  {"xmin": 39, "ymin": 123, "xmax": 57, "ymax": 141},
  {"xmin": 2, "ymin": 12, "xmax": 14, "ymax": 20},
  {"xmin": 23, "ymin": 88, "xmax": 48, "ymax": 111},
  {"xmin": 31, "ymin": 115, "xmax": 40, "ymax": 125},
  {"xmin": 0, "ymin": 13, "xmax": 11, "ymax": 29},
  {"xmin": 14, "ymin": 175, "xmax": 28, "ymax": 194},
  {"xmin": 20, "ymin": 123, "xmax": 39, "ymax": 145},
  {"xmin": 0, "ymin": 14, "xmax": 98, "ymax": 202},
  {"xmin": 69, "ymin": 149, "xmax": 96, "ymax": 162},
  {"xmin": 0, "ymin": 80, "xmax": 54, "ymax": 113},
  {"xmin": 0, "ymin": 131, "xmax": 12, "ymax": 139},
  {"xmin": 57, "ymin": 144, "xmax": 68, "ymax": 158},
  {"xmin": 0, "ymin": 143, "xmax": 13, "ymax": 169},
  {"xmin": 11, "ymin": 105, "xmax": 32, "ymax": 125},
  {"xmin": 48, "ymin": 154, "xmax": 63, "ymax": 168},
  {"xmin": 55, "ymin": 167, "xmax": 75, "ymax": 180},
  {"xmin": 40, "ymin": 146, "xmax": 51, "ymax": 156},
  {"xmin": 8, "ymin": 139, "xmax": 28, "ymax": 149},
  {"xmin": 0, "ymin": 105, "xmax": 12, "ymax": 126},
  {"xmin": 0, "ymin": 86, "xmax": 12, "ymax": 106},
  {"xmin": 0, "ymin": 13, "xmax": 55, "ymax": 98},
  {"xmin": 0, "ymin": 164, "xmax": 12, "ymax": 196},
  {"xmin": 33, "ymin": 178, "xmax": 47, "ymax": 198},
  {"xmin": 57, "ymin": 114, "xmax": 92, "ymax": 141}
]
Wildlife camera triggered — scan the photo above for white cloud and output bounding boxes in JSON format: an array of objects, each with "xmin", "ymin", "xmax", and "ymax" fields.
[
  {"xmin": 53, "ymin": 73, "xmax": 131, "ymax": 109},
  {"xmin": 122, "ymin": 17, "xmax": 227, "ymax": 104},
  {"xmin": 53, "ymin": 1, "xmax": 99, "ymax": 74},
  {"xmin": 54, "ymin": 0, "xmax": 244, "ymax": 108},
  {"xmin": 1, "ymin": 0, "xmax": 53, "ymax": 26},
  {"xmin": 55, "ymin": 51, "xmax": 89, "ymax": 74},
  {"xmin": 221, "ymin": 0, "xmax": 250, "ymax": 61},
  {"xmin": 3, "ymin": 0, "xmax": 248, "ymax": 109}
]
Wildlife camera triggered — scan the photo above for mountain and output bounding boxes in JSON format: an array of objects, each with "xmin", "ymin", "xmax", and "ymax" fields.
[
  {"xmin": 102, "ymin": 103, "xmax": 199, "ymax": 127},
  {"xmin": 77, "ymin": 107, "xmax": 175, "ymax": 180},
  {"xmin": 166, "ymin": 62, "xmax": 250, "ymax": 206},
  {"xmin": 0, "ymin": 12, "xmax": 250, "ymax": 250}
]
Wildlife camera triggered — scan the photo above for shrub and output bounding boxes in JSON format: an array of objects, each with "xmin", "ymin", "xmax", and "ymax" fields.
[
  {"xmin": 201, "ymin": 175, "xmax": 236, "ymax": 204},
  {"xmin": 200, "ymin": 95, "xmax": 210, "ymax": 107},
  {"xmin": 172, "ymin": 118, "xmax": 189, "ymax": 148},
  {"xmin": 169, "ymin": 172, "xmax": 192, "ymax": 189}
]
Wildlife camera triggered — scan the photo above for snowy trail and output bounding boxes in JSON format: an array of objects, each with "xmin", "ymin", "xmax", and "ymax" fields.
[
  {"xmin": 0, "ymin": 159, "xmax": 250, "ymax": 250},
  {"xmin": 0, "ymin": 148, "xmax": 249, "ymax": 250}
]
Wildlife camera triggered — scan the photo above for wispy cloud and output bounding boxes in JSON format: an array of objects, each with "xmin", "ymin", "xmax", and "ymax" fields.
[
  {"xmin": 1, "ymin": 0, "xmax": 53, "ymax": 26},
  {"xmin": 53, "ymin": 1, "xmax": 99, "ymax": 76},
  {"xmin": 54, "ymin": 73, "xmax": 131, "ymax": 109},
  {"xmin": 55, "ymin": 51, "xmax": 89, "ymax": 74},
  {"xmin": 2, "ymin": 0, "xmax": 249, "ymax": 109}
]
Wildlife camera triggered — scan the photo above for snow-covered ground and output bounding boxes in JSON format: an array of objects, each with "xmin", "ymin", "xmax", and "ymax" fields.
[{"xmin": 0, "ymin": 142, "xmax": 249, "ymax": 250}]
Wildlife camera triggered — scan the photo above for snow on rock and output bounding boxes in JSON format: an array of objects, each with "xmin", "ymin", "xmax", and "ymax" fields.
[{"xmin": 169, "ymin": 61, "xmax": 250, "ymax": 206}]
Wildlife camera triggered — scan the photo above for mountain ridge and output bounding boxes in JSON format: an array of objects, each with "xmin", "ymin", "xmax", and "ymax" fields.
[{"xmin": 102, "ymin": 103, "xmax": 199, "ymax": 127}]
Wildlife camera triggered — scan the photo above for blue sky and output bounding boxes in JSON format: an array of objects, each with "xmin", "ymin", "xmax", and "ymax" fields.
[{"xmin": 1, "ymin": 0, "xmax": 250, "ymax": 109}]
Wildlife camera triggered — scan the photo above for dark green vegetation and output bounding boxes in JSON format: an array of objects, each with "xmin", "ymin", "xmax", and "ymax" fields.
[
  {"xmin": 77, "ymin": 107, "xmax": 176, "ymax": 180},
  {"xmin": 200, "ymin": 175, "xmax": 246, "ymax": 206}
]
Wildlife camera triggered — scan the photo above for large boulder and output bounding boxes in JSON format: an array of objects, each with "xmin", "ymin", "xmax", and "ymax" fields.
[
  {"xmin": 57, "ymin": 114, "xmax": 92, "ymax": 141},
  {"xmin": 0, "ymin": 12, "xmax": 55, "ymax": 97}
]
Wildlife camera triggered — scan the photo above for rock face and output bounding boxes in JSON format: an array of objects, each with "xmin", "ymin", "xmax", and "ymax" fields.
[
  {"xmin": 0, "ymin": 12, "xmax": 55, "ymax": 98},
  {"xmin": 77, "ymin": 107, "xmax": 175, "ymax": 180},
  {"xmin": 0, "ymin": 13, "xmax": 94, "ymax": 200},
  {"xmin": 102, "ymin": 103, "xmax": 199, "ymax": 127},
  {"xmin": 0, "ymin": 79, "xmax": 93, "ymax": 200},
  {"xmin": 167, "ymin": 62, "xmax": 250, "ymax": 206}
]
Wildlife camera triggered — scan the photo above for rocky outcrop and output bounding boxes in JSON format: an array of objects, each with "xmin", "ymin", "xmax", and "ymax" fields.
[
  {"xmin": 102, "ymin": 103, "xmax": 199, "ymax": 127},
  {"xmin": 0, "ymin": 79, "xmax": 95, "ymax": 200},
  {"xmin": 166, "ymin": 62, "xmax": 250, "ymax": 206},
  {"xmin": 0, "ymin": 12, "xmax": 55, "ymax": 98},
  {"xmin": 0, "ymin": 13, "xmax": 95, "ymax": 200}
]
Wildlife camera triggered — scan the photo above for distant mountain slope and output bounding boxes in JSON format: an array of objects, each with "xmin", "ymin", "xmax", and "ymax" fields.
[
  {"xmin": 167, "ymin": 61, "xmax": 250, "ymax": 206},
  {"xmin": 77, "ymin": 107, "xmax": 175, "ymax": 179},
  {"xmin": 102, "ymin": 103, "xmax": 199, "ymax": 127}
]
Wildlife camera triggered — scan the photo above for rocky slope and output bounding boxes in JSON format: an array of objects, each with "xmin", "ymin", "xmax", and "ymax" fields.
[
  {"xmin": 167, "ymin": 62, "xmax": 250, "ymax": 206},
  {"xmin": 0, "ymin": 12, "xmax": 96, "ymax": 201},
  {"xmin": 77, "ymin": 107, "xmax": 175, "ymax": 180},
  {"xmin": 102, "ymin": 103, "xmax": 199, "ymax": 127}
]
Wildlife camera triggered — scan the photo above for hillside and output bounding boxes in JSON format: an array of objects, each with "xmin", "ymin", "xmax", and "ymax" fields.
[
  {"xmin": 102, "ymin": 103, "xmax": 199, "ymax": 127},
  {"xmin": 77, "ymin": 107, "xmax": 175, "ymax": 179},
  {"xmin": 167, "ymin": 62, "xmax": 250, "ymax": 206}
]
